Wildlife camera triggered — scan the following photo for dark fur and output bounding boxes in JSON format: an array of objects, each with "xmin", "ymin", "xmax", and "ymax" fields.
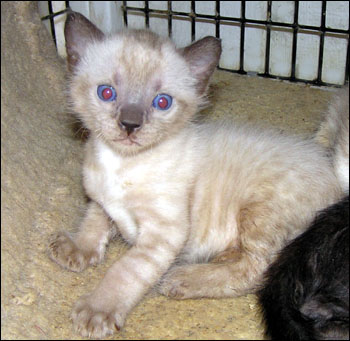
[{"xmin": 258, "ymin": 196, "xmax": 349, "ymax": 340}]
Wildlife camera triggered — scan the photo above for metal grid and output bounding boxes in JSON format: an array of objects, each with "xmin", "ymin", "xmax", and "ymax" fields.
[
  {"xmin": 41, "ymin": 1, "xmax": 349, "ymax": 87},
  {"xmin": 40, "ymin": 1, "xmax": 70, "ymax": 48}
]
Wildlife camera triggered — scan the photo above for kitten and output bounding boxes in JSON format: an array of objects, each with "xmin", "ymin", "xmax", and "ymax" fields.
[
  {"xmin": 258, "ymin": 87, "xmax": 349, "ymax": 340},
  {"xmin": 49, "ymin": 11, "xmax": 343, "ymax": 338},
  {"xmin": 316, "ymin": 86, "xmax": 349, "ymax": 193},
  {"xmin": 258, "ymin": 196, "xmax": 349, "ymax": 341}
]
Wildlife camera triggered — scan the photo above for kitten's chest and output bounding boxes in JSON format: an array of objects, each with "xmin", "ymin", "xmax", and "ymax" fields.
[
  {"xmin": 82, "ymin": 138, "xmax": 192, "ymax": 242},
  {"xmin": 84, "ymin": 140, "xmax": 152, "ymax": 206}
]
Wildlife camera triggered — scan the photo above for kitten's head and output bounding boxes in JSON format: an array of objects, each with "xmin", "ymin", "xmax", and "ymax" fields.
[{"xmin": 65, "ymin": 11, "xmax": 221, "ymax": 155}]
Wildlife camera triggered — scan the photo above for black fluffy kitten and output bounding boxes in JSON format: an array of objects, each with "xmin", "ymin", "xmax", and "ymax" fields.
[{"xmin": 258, "ymin": 196, "xmax": 349, "ymax": 340}]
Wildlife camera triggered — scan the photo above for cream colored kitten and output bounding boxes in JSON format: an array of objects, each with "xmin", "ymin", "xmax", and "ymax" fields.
[
  {"xmin": 316, "ymin": 86, "xmax": 349, "ymax": 193},
  {"xmin": 49, "ymin": 12, "xmax": 343, "ymax": 338}
]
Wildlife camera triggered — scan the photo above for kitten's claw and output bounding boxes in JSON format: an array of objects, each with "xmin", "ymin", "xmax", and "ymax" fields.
[
  {"xmin": 72, "ymin": 294, "xmax": 123, "ymax": 338},
  {"xmin": 48, "ymin": 232, "xmax": 100, "ymax": 272}
]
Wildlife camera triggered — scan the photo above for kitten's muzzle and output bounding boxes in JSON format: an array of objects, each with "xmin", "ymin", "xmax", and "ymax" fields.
[{"xmin": 118, "ymin": 104, "xmax": 144, "ymax": 136}]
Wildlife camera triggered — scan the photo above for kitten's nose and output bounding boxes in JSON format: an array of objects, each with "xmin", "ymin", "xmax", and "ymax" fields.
[
  {"xmin": 120, "ymin": 121, "xmax": 141, "ymax": 135},
  {"xmin": 118, "ymin": 104, "xmax": 144, "ymax": 136}
]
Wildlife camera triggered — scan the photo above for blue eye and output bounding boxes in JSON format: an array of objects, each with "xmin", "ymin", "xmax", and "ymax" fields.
[
  {"xmin": 152, "ymin": 94, "xmax": 172, "ymax": 110},
  {"xmin": 97, "ymin": 85, "xmax": 117, "ymax": 102}
]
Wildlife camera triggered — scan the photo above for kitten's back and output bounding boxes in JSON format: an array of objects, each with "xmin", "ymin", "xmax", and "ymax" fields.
[{"xmin": 182, "ymin": 120, "xmax": 341, "ymax": 263}]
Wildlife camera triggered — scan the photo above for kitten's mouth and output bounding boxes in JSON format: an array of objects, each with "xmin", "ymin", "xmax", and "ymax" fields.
[{"xmin": 113, "ymin": 136, "xmax": 142, "ymax": 146}]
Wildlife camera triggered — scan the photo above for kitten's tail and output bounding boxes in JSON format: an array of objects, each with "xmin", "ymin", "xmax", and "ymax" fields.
[{"xmin": 315, "ymin": 85, "xmax": 349, "ymax": 193}]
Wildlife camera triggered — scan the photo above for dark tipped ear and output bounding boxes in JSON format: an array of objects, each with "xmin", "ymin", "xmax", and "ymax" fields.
[
  {"xmin": 64, "ymin": 11, "xmax": 104, "ymax": 71},
  {"xmin": 180, "ymin": 36, "xmax": 222, "ymax": 94}
]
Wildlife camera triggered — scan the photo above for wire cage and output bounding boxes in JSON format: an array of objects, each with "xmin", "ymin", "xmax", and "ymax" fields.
[{"xmin": 40, "ymin": 1, "xmax": 349, "ymax": 87}]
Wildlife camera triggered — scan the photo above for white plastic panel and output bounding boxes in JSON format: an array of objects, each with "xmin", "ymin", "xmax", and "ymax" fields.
[
  {"xmin": 296, "ymin": 32, "xmax": 320, "ymax": 81},
  {"xmin": 51, "ymin": 1, "xmax": 67, "ymax": 57},
  {"xmin": 245, "ymin": 1, "xmax": 268, "ymax": 21},
  {"xmin": 69, "ymin": 1, "xmax": 124, "ymax": 34},
  {"xmin": 298, "ymin": 1, "xmax": 322, "ymax": 27},
  {"xmin": 195, "ymin": 20, "xmax": 216, "ymax": 41},
  {"xmin": 172, "ymin": 17, "xmax": 192, "ymax": 47},
  {"xmin": 126, "ymin": 12, "xmax": 146, "ymax": 29},
  {"xmin": 149, "ymin": 1, "xmax": 167, "ymax": 11},
  {"xmin": 220, "ymin": 1, "xmax": 241, "ymax": 18},
  {"xmin": 244, "ymin": 26, "xmax": 267, "ymax": 73},
  {"xmin": 125, "ymin": 1, "xmax": 144, "ymax": 9},
  {"xmin": 271, "ymin": 1, "xmax": 295, "ymax": 24},
  {"xmin": 322, "ymin": 35, "xmax": 348, "ymax": 84},
  {"xmin": 326, "ymin": 1, "xmax": 349, "ymax": 30},
  {"xmin": 171, "ymin": 2, "xmax": 191, "ymax": 13},
  {"xmin": 149, "ymin": 15, "xmax": 169, "ymax": 37},
  {"xmin": 195, "ymin": 1, "xmax": 216, "ymax": 16},
  {"xmin": 269, "ymin": 28, "xmax": 293, "ymax": 77},
  {"xmin": 219, "ymin": 23, "xmax": 241, "ymax": 70}
]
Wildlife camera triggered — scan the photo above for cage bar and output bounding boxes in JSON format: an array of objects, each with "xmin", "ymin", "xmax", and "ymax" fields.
[{"xmin": 41, "ymin": 1, "xmax": 349, "ymax": 86}]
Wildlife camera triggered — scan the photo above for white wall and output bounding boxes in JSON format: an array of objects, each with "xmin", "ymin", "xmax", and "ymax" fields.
[{"xmin": 39, "ymin": 1, "xmax": 349, "ymax": 85}]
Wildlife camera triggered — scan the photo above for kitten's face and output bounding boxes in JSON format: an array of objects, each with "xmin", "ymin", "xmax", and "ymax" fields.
[{"xmin": 65, "ymin": 12, "xmax": 221, "ymax": 155}]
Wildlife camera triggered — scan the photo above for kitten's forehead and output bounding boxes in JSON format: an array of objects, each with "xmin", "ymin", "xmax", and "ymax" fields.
[
  {"xmin": 118, "ymin": 31, "xmax": 169, "ymax": 76},
  {"xmin": 84, "ymin": 29, "xmax": 186, "ymax": 84},
  {"xmin": 121, "ymin": 29, "xmax": 168, "ymax": 49},
  {"xmin": 120, "ymin": 31, "xmax": 186, "ymax": 80}
]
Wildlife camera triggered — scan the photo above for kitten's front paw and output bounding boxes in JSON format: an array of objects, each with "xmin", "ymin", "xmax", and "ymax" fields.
[
  {"xmin": 48, "ymin": 232, "xmax": 101, "ymax": 272},
  {"xmin": 72, "ymin": 294, "xmax": 123, "ymax": 338}
]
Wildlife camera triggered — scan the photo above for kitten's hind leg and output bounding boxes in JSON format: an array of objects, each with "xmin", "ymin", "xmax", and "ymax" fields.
[
  {"xmin": 159, "ymin": 249, "xmax": 267, "ymax": 299},
  {"xmin": 210, "ymin": 247, "xmax": 243, "ymax": 264},
  {"xmin": 49, "ymin": 201, "xmax": 116, "ymax": 272}
]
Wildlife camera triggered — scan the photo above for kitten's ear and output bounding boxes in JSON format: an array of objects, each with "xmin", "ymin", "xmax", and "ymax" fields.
[
  {"xmin": 64, "ymin": 11, "xmax": 104, "ymax": 71},
  {"xmin": 180, "ymin": 37, "xmax": 222, "ymax": 95}
]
